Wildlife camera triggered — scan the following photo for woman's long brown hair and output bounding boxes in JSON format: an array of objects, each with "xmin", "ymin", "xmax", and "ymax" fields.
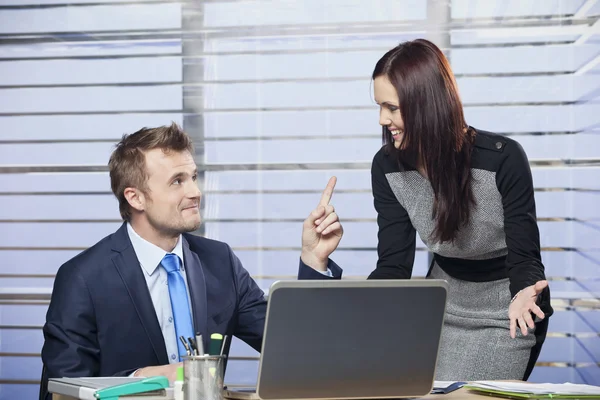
[{"xmin": 372, "ymin": 39, "xmax": 476, "ymax": 243}]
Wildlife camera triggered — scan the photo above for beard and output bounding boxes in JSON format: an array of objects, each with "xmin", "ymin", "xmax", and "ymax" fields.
[{"xmin": 146, "ymin": 208, "xmax": 201, "ymax": 237}]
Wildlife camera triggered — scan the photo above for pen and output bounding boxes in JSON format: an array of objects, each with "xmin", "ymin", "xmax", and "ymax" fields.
[
  {"xmin": 179, "ymin": 335, "xmax": 191, "ymax": 356},
  {"xmin": 187, "ymin": 337, "xmax": 198, "ymax": 355},
  {"xmin": 220, "ymin": 335, "xmax": 228, "ymax": 356},
  {"xmin": 196, "ymin": 332, "xmax": 204, "ymax": 355},
  {"xmin": 208, "ymin": 333, "xmax": 223, "ymax": 356}
]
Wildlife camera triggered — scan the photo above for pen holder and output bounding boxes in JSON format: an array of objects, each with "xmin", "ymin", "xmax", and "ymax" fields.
[{"xmin": 183, "ymin": 355, "xmax": 226, "ymax": 400}]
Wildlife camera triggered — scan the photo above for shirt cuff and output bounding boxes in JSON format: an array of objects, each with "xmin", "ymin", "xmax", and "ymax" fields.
[
  {"xmin": 297, "ymin": 257, "xmax": 343, "ymax": 279},
  {"xmin": 317, "ymin": 268, "xmax": 333, "ymax": 277}
]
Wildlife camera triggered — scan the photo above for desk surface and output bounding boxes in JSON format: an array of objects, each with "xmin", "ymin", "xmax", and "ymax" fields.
[
  {"xmin": 420, "ymin": 386, "xmax": 487, "ymax": 399},
  {"xmin": 53, "ymin": 386, "xmax": 494, "ymax": 400}
]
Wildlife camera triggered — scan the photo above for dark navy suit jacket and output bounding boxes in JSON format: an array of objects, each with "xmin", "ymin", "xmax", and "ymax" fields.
[{"xmin": 41, "ymin": 222, "xmax": 341, "ymax": 398}]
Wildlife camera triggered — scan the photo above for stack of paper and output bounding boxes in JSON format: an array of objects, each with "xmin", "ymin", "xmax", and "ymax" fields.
[{"xmin": 465, "ymin": 381, "xmax": 600, "ymax": 399}]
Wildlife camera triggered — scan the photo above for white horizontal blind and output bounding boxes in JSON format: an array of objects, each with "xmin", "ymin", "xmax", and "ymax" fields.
[
  {"xmin": 197, "ymin": 0, "xmax": 600, "ymax": 387},
  {"xmin": 0, "ymin": 1, "xmax": 183, "ymax": 399},
  {"xmin": 0, "ymin": 0, "xmax": 599, "ymax": 397}
]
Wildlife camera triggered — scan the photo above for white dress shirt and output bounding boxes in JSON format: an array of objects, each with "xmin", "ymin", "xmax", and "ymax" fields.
[
  {"xmin": 127, "ymin": 223, "xmax": 193, "ymax": 364},
  {"xmin": 127, "ymin": 223, "xmax": 332, "ymax": 372}
]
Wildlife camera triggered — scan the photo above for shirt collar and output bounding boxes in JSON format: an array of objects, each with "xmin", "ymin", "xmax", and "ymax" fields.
[{"xmin": 126, "ymin": 222, "xmax": 185, "ymax": 276}]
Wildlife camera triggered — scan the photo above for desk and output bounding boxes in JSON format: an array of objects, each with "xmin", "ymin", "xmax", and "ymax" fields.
[
  {"xmin": 52, "ymin": 386, "xmax": 493, "ymax": 400},
  {"xmin": 421, "ymin": 387, "xmax": 489, "ymax": 399}
]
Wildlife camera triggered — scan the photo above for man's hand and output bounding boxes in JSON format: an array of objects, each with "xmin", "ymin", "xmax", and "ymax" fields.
[
  {"xmin": 301, "ymin": 177, "xmax": 343, "ymax": 271},
  {"xmin": 508, "ymin": 280, "xmax": 547, "ymax": 338},
  {"xmin": 134, "ymin": 362, "xmax": 182, "ymax": 383}
]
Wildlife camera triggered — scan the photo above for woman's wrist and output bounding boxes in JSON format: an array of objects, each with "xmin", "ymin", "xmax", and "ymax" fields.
[{"xmin": 510, "ymin": 290, "xmax": 522, "ymax": 304}]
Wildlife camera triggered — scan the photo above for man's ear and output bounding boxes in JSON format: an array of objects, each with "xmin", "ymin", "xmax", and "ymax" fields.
[{"xmin": 124, "ymin": 187, "xmax": 145, "ymax": 212}]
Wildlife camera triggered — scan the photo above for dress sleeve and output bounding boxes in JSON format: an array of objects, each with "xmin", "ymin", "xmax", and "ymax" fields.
[
  {"xmin": 495, "ymin": 139, "xmax": 547, "ymax": 298},
  {"xmin": 369, "ymin": 150, "xmax": 416, "ymax": 280}
]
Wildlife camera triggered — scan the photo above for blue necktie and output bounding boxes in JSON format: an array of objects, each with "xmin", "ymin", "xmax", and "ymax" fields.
[{"xmin": 161, "ymin": 253, "xmax": 194, "ymax": 361}]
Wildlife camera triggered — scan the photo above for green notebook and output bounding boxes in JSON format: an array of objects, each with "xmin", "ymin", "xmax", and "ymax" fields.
[
  {"xmin": 48, "ymin": 376, "xmax": 170, "ymax": 400},
  {"xmin": 465, "ymin": 381, "xmax": 600, "ymax": 399},
  {"xmin": 94, "ymin": 376, "xmax": 170, "ymax": 400}
]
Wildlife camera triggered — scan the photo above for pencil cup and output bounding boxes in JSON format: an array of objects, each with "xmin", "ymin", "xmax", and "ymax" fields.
[{"xmin": 183, "ymin": 355, "xmax": 226, "ymax": 400}]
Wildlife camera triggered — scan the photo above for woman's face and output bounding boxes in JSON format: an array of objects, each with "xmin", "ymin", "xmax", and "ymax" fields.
[{"xmin": 374, "ymin": 75, "xmax": 404, "ymax": 149}]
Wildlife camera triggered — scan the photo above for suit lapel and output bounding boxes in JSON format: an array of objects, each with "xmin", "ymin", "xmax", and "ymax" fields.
[
  {"xmin": 110, "ymin": 223, "xmax": 168, "ymax": 365},
  {"xmin": 182, "ymin": 236, "xmax": 208, "ymax": 340}
]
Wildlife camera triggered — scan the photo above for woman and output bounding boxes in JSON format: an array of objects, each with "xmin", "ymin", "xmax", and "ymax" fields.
[{"xmin": 368, "ymin": 39, "xmax": 552, "ymax": 381}]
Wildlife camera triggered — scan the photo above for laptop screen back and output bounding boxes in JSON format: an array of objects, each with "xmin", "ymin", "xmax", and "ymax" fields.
[{"xmin": 257, "ymin": 280, "xmax": 447, "ymax": 399}]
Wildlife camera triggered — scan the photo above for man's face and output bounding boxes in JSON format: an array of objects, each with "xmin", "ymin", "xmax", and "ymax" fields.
[{"xmin": 138, "ymin": 148, "xmax": 201, "ymax": 236}]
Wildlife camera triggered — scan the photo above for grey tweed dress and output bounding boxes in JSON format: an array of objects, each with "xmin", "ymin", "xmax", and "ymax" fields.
[
  {"xmin": 374, "ymin": 136, "xmax": 546, "ymax": 381},
  {"xmin": 429, "ymin": 264, "xmax": 536, "ymax": 380},
  {"xmin": 385, "ymin": 168, "xmax": 537, "ymax": 380}
]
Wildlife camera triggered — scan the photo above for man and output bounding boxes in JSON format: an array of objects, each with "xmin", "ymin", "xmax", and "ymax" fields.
[{"xmin": 40, "ymin": 123, "xmax": 343, "ymax": 398}]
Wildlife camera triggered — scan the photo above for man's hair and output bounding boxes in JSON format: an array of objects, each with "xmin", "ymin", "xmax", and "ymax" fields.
[{"xmin": 108, "ymin": 122, "xmax": 194, "ymax": 221}]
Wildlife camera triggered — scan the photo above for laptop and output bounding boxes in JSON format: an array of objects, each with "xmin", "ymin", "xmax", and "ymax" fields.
[{"xmin": 223, "ymin": 279, "xmax": 448, "ymax": 400}]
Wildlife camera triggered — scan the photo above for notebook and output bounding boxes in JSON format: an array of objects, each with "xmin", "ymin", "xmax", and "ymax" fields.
[{"xmin": 48, "ymin": 377, "xmax": 172, "ymax": 400}]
